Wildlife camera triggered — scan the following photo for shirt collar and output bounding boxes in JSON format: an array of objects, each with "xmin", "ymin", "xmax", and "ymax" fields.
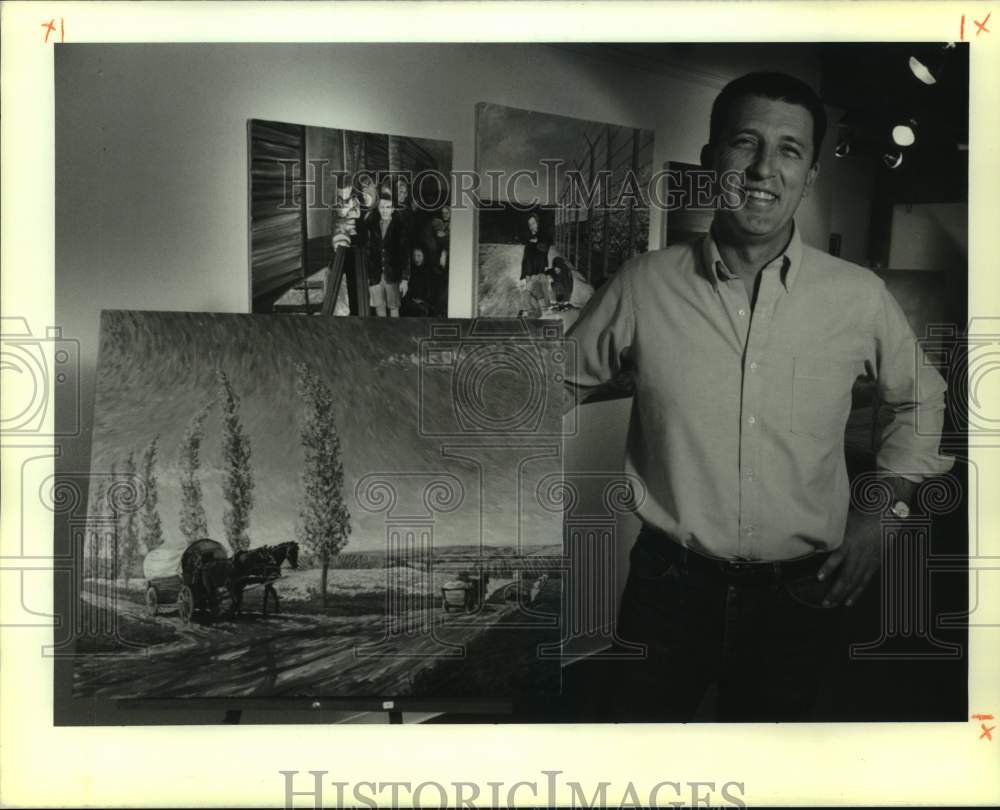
[{"xmin": 700, "ymin": 222, "xmax": 803, "ymax": 292}]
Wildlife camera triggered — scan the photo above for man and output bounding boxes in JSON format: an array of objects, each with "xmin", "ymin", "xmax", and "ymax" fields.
[
  {"xmin": 400, "ymin": 245, "xmax": 434, "ymax": 317},
  {"xmin": 565, "ymin": 72, "xmax": 953, "ymax": 721},
  {"xmin": 364, "ymin": 195, "xmax": 410, "ymax": 317},
  {"xmin": 546, "ymin": 256, "xmax": 575, "ymax": 309},
  {"xmin": 518, "ymin": 213, "xmax": 551, "ymax": 317}
]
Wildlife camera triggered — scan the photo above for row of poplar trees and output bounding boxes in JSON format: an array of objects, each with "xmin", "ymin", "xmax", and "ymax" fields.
[{"xmin": 87, "ymin": 366, "xmax": 351, "ymax": 604}]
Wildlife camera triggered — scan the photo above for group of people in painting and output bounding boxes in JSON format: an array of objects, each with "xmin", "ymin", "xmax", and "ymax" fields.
[
  {"xmin": 331, "ymin": 174, "xmax": 449, "ymax": 317},
  {"xmin": 517, "ymin": 212, "xmax": 581, "ymax": 318}
]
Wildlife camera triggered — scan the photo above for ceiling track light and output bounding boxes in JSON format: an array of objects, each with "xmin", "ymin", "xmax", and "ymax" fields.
[
  {"xmin": 892, "ymin": 118, "xmax": 918, "ymax": 148},
  {"xmin": 909, "ymin": 42, "xmax": 957, "ymax": 86},
  {"xmin": 833, "ymin": 115, "xmax": 852, "ymax": 158},
  {"xmin": 881, "ymin": 149, "xmax": 903, "ymax": 170}
]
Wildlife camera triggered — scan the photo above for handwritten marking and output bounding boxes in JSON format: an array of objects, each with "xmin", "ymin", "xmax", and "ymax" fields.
[
  {"xmin": 41, "ymin": 17, "xmax": 64, "ymax": 44},
  {"xmin": 973, "ymin": 713, "xmax": 995, "ymax": 740},
  {"xmin": 961, "ymin": 14, "xmax": 966, "ymax": 39},
  {"xmin": 974, "ymin": 11, "xmax": 991, "ymax": 36}
]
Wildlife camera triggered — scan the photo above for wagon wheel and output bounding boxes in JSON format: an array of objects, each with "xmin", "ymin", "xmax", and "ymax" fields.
[
  {"xmin": 176, "ymin": 585, "xmax": 194, "ymax": 624},
  {"xmin": 262, "ymin": 585, "xmax": 279, "ymax": 617},
  {"xmin": 464, "ymin": 593, "xmax": 475, "ymax": 614},
  {"xmin": 144, "ymin": 586, "xmax": 159, "ymax": 617},
  {"xmin": 442, "ymin": 599, "xmax": 451, "ymax": 614}
]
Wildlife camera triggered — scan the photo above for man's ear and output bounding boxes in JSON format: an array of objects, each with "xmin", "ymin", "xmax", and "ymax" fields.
[
  {"xmin": 802, "ymin": 161, "xmax": 820, "ymax": 198},
  {"xmin": 699, "ymin": 143, "xmax": 714, "ymax": 170}
]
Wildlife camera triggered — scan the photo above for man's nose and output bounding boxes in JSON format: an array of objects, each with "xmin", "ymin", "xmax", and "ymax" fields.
[{"xmin": 747, "ymin": 146, "xmax": 776, "ymax": 179}]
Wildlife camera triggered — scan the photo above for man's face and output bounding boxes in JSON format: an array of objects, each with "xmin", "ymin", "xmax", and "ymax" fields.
[
  {"xmin": 441, "ymin": 206, "xmax": 451, "ymax": 223},
  {"xmin": 705, "ymin": 95, "xmax": 819, "ymax": 245},
  {"xmin": 378, "ymin": 199, "xmax": 393, "ymax": 222},
  {"xmin": 397, "ymin": 182, "xmax": 409, "ymax": 205},
  {"xmin": 527, "ymin": 216, "xmax": 539, "ymax": 234},
  {"xmin": 412, "ymin": 248, "xmax": 424, "ymax": 266},
  {"xmin": 332, "ymin": 187, "xmax": 360, "ymax": 237}
]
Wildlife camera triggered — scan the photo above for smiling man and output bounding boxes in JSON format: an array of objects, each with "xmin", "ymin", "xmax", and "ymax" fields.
[{"xmin": 565, "ymin": 72, "xmax": 953, "ymax": 721}]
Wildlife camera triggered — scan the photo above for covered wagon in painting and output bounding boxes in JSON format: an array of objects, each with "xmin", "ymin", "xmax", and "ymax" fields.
[{"xmin": 142, "ymin": 538, "xmax": 233, "ymax": 623}]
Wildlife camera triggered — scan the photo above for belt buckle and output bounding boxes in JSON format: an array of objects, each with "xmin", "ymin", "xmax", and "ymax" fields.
[
  {"xmin": 724, "ymin": 560, "xmax": 758, "ymax": 576},
  {"xmin": 724, "ymin": 559, "xmax": 779, "ymax": 583}
]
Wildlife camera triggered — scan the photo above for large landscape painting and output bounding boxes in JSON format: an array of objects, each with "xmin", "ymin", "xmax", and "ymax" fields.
[{"xmin": 74, "ymin": 312, "xmax": 564, "ymax": 701}]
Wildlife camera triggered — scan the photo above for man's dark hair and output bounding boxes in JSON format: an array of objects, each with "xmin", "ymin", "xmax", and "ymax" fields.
[{"xmin": 709, "ymin": 72, "xmax": 827, "ymax": 165}]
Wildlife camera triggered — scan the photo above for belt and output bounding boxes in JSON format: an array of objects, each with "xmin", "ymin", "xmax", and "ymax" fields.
[{"xmin": 639, "ymin": 526, "xmax": 830, "ymax": 584}]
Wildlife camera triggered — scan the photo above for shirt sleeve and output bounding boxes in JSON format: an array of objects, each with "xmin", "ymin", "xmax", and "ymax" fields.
[
  {"xmin": 873, "ymin": 281, "xmax": 954, "ymax": 481},
  {"xmin": 563, "ymin": 267, "xmax": 636, "ymax": 406}
]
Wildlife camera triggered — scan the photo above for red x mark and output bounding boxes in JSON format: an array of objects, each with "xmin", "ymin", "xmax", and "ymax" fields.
[
  {"xmin": 980, "ymin": 724, "xmax": 995, "ymax": 741},
  {"xmin": 975, "ymin": 11, "xmax": 992, "ymax": 36},
  {"xmin": 40, "ymin": 18, "xmax": 64, "ymax": 44}
]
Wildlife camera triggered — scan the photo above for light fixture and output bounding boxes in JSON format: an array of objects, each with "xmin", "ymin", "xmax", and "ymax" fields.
[
  {"xmin": 908, "ymin": 43, "xmax": 957, "ymax": 86},
  {"xmin": 892, "ymin": 118, "xmax": 918, "ymax": 147},
  {"xmin": 834, "ymin": 115, "xmax": 852, "ymax": 158},
  {"xmin": 881, "ymin": 149, "xmax": 903, "ymax": 170}
]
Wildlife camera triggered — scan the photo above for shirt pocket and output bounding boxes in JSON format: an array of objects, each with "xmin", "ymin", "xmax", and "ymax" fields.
[{"xmin": 790, "ymin": 355, "xmax": 863, "ymax": 439}]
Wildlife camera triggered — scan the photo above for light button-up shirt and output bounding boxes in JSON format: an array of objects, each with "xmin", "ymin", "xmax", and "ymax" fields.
[{"xmin": 566, "ymin": 224, "xmax": 953, "ymax": 561}]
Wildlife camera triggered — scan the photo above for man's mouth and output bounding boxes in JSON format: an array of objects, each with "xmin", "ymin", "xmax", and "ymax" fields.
[{"xmin": 745, "ymin": 187, "xmax": 779, "ymax": 203}]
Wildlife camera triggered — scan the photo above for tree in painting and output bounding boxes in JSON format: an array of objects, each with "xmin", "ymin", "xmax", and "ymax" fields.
[
  {"xmin": 217, "ymin": 370, "xmax": 254, "ymax": 553},
  {"xmin": 178, "ymin": 407, "xmax": 210, "ymax": 544},
  {"xmin": 294, "ymin": 362, "xmax": 351, "ymax": 607},
  {"xmin": 119, "ymin": 450, "xmax": 141, "ymax": 582},
  {"xmin": 140, "ymin": 436, "xmax": 164, "ymax": 552},
  {"xmin": 85, "ymin": 478, "xmax": 108, "ymax": 579}
]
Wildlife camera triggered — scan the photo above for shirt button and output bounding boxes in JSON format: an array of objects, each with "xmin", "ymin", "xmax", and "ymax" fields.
[
  {"xmin": 738, "ymin": 308, "xmax": 747, "ymax": 317},
  {"xmin": 744, "ymin": 526, "xmax": 755, "ymax": 536},
  {"xmin": 745, "ymin": 470, "xmax": 754, "ymax": 480},
  {"xmin": 747, "ymin": 415, "xmax": 756, "ymax": 425},
  {"xmin": 749, "ymin": 361, "xmax": 758, "ymax": 371}
]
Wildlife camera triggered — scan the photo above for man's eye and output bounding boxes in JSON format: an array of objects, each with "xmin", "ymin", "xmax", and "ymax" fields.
[{"xmin": 781, "ymin": 145, "xmax": 802, "ymax": 158}]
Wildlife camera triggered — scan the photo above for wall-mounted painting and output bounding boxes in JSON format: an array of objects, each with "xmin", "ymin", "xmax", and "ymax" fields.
[
  {"xmin": 661, "ymin": 160, "xmax": 715, "ymax": 247},
  {"xmin": 475, "ymin": 103, "xmax": 654, "ymax": 325},
  {"xmin": 74, "ymin": 311, "xmax": 565, "ymax": 702},
  {"xmin": 249, "ymin": 120, "xmax": 452, "ymax": 318}
]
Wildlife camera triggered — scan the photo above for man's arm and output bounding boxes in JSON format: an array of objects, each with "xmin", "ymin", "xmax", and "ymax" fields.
[
  {"xmin": 561, "ymin": 268, "xmax": 636, "ymax": 415},
  {"xmin": 872, "ymin": 282, "xmax": 954, "ymax": 482},
  {"xmin": 819, "ymin": 283, "xmax": 953, "ymax": 606}
]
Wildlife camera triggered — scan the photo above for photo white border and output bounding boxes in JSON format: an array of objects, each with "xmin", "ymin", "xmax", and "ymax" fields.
[{"xmin": 2, "ymin": 1, "xmax": 998, "ymax": 806}]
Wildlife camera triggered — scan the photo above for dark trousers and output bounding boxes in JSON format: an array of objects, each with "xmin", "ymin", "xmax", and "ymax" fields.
[{"xmin": 610, "ymin": 526, "xmax": 845, "ymax": 722}]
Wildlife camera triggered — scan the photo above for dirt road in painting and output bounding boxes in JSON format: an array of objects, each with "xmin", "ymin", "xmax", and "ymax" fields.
[{"xmin": 72, "ymin": 591, "xmax": 523, "ymax": 699}]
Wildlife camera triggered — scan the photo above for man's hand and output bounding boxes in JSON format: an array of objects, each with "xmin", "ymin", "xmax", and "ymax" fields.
[
  {"xmin": 517, "ymin": 278, "xmax": 528, "ymax": 291},
  {"xmin": 331, "ymin": 186, "xmax": 360, "ymax": 251},
  {"xmin": 399, "ymin": 279, "xmax": 408, "ymax": 298},
  {"xmin": 816, "ymin": 509, "xmax": 883, "ymax": 607}
]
